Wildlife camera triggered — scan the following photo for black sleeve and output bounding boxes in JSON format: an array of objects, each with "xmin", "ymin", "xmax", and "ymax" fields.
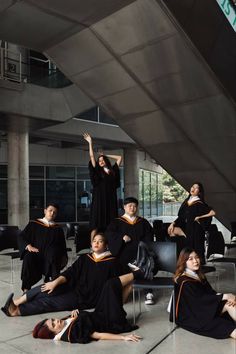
[
  {"xmin": 61, "ymin": 256, "xmax": 83, "ymax": 287},
  {"xmin": 174, "ymin": 201, "xmax": 186, "ymax": 227},
  {"xmin": 106, "ymin": 221, "xmax": 124, "ymax": 257},
  {"xmin": 62, "ymin": 312, "xmax": 95, "ymax": 343},
  {"xmin": 18, "ymin": 222, "xmax": 32, "ymax": 258},
  {"xmin": 57, "ymin": 228, "xmax": 68, "ymax": 269},
  {"xmin": 142, "ymin": 219, "xmax": 154, "ymax": 242},
  {"xmin": 113, "ymin": 163, "xmax": 120, "ymax": 189},
  {"xmin": 198, "ymin": 202, "xmax": 213, "ymax": 230},
  {"xmin": 88, "ymin": 161, "xmax": 101, "ymax": 187}
]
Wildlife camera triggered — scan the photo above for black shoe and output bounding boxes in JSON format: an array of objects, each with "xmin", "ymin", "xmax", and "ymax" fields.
[
  {"xmin": 132, "ymin": 268, "xmax": 145, "ymax": 280},
  {"xmin": 1, "ymin": 293, "xmax": 14, "ymax": 317}
]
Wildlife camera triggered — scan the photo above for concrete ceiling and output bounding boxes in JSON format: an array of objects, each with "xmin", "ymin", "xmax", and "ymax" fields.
[{"xmin": 0, "ymin": 0, "xmax": 235, "ymax": 229}]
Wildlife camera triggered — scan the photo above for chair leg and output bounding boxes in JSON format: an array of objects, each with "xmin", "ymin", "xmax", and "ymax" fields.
[
  {"xmin": 133, "ymin": 288, "xmax": 136, "ymax": 325},
  {"xmin": 138, "ymin": 289, "xmax": 141, "ymax": 315},
  {"xmin": 11, "ymin": 258, "xmax": 13, "ymax": 284},
  {"xmin": 172, "ymin": 290, "xmax": 175, "ymax": 326}
]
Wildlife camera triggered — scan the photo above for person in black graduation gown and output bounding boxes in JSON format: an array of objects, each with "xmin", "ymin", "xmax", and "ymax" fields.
[
  {"xmin": 2, "ymin": 234, "xmax": 123, "ymax": 317},
  {"xmin": 168, "ymin": 182, "xmax": 215, "ymax": 263},
  {"xmin": 83, "ymin": 133, "xmax": 122, "ymax": 239},
  {"xmin": 106, "ymin": 197, "xmax": 154, "ymax": 267},
  {"xmin": 18, "ymin": 203, "xmax": 68, "ymax": 291},
  {"xmin": 32, "ymin": 272, "xmax": 142, "ymax": 343},
  {"xmin": 172, "ymin": 248, "xmax": 236, "ymax": 339},
  {"xmin": 106, "ymin": 197, "xmax": 155, "ymax": 305}
]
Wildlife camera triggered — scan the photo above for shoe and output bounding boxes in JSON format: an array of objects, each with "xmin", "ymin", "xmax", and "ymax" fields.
[
  {"xmin": 128, "ymin": 262, "xmax": 140, "ymax": 271},
  {"xmin": 1, "ymin": 293, "xmax": 14, "ymax": 316},
  {"xmin": 145, "ymin": 292, "xmax": 154, "ymax": 305}
]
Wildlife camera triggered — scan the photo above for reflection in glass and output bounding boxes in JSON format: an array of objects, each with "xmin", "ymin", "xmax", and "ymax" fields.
[
  {"xmin": 30, "ymin": 181, "xmax": 44, "ymax": 220},
  {"xmin": 0, "ymin": 180, "xmax": 7, "ymax": 223},
  {"xmin": 46, "ymin": 181, "xmax": 75, "ymax": 221},
  {"xmin": 46, "ymin": 166, "xmax": 75, "ymax": 179}
]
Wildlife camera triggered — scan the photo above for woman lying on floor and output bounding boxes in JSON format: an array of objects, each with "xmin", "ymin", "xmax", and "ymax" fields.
[
  {"xmin": 33, "ymin": 272, "xmax": 142, "ymax": 343},
  {"xmin": 173, "ymin": 247, "xmax": 236, "ymax": 339}
]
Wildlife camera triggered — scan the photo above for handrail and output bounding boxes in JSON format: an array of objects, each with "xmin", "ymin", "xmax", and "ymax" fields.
[
  {"xmin": 0, "ymin": 47, "xmax": 72, "ymax": 88},
  {"xmin": 0, "ymin": 47, "xmax": 22, "ymax": 82}
]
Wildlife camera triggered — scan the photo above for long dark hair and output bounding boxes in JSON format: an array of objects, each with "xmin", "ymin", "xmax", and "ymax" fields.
[
  {"xmin": 33, "ymin": 319, "xmax": 54, "ymax": 339},
  {"xmin": 97, "ymin": 155, "xmax": 114, "ymax": 176},
  {"xmin": 187, "ymin": 182, "xmax": 205, "ymax": 202},
  {"xmin": 174, "ymin": 247, "xmax": 205, "ymax": 282}
]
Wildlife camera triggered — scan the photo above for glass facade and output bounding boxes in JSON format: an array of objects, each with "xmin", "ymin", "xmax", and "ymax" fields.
[
  {"xmin": 139, "ymin": 169, "xmax": 163, "ymax": 219},
  {"xmin": 75, "ymin": 106, "xmax": 118, "ymax": 126},
  {"xmin": 0, "ymin": 164, "xmax": 124, "ymax": 223}
]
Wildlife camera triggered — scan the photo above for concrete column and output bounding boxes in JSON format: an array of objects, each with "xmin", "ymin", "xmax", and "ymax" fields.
[
  {"xmin": 7, "ymin": 130, "xmax": 29, "ymax": 229},
  {"xmin": 124, "ymin": 148, "xmax": 139, "ymax": 199},
  {"xmin": 19, "ymin": 132, "xmax": 29, "ymax": 229}
]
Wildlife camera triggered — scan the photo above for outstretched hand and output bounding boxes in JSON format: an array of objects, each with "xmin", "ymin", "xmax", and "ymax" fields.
[
  {"xmin": 123, "ymin": 334, "xmax": 142, "ymax": 342},
  {"xmin": 83, "ymin": 132, "xmax": 92, "ymax": 144}
]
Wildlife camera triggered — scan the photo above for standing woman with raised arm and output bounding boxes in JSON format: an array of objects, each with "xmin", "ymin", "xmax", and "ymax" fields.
[{"xmin": 83, "ymin": 133, "xmax": 122, "ymax": 239}]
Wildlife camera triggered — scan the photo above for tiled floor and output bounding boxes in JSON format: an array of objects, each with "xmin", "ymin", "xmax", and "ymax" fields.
[{"xmin": 0, "ymin": 241, "xmax": 235, "ymax": 354}]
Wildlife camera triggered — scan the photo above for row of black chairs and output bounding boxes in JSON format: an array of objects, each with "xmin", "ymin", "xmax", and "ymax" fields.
[{"xmin": 0, "ymin": 225, "xmax": 21, "ymax": 283}]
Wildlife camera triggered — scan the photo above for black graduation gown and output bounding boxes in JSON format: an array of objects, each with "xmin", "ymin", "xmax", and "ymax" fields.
[
  {"xmin": 106, "ymin": 216, "xmax": 154, "ymax": 266},
  {"xmin": 174, "ymin": 200, "xmax": 212, "ymax": 262},
  {"xmin": 173, "ymin": 274, "xmax": 235, "ymax": 339},
  {"xmin": 19, "ymin": 220, "xmax": 68, "ymax": 289},
  {"xmin": 61, "ymin": 253, "xmax": 123, "ymax": 309},
  {"xmin": 89, "ymin": 161, "xmax": 120, "ymax": 232},
  {"xmin": 60, "ymin": 278, "xmax": 138, "ymax": 343}
]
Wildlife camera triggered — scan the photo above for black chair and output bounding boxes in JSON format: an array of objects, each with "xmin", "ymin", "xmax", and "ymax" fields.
[
  {"xmin": 153, "ymin": 220, "xmax": 165, "ymax": 241},
  {"xmin": 230, "ymin": 221, "xmax": 236, "ymax": 241},
  {"xmin": 132, "ymin": 242, "xmax": 177, "ymax": 325},
  {"xmin": 225, "ymin": 221, "xmax": 236, "ymax": 254},
  {"xmin": 207, "ymin": 228, "xmax": 236, "ymax": 285},
  {"xmin": 0, "ymin": 225, "xmax": 21, "ymax": 283}
]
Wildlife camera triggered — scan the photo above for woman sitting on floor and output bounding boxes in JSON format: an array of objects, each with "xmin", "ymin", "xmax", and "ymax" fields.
[
  {"xmin": 33, "ymin": 271, "xmax": 143, "ymax": 343},
  {"xmin": 173, "ymin": 247, "xmax": 236, "ymax": 339}
]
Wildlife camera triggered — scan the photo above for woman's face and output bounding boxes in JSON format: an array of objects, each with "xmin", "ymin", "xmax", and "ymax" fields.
[
  {"xmin": 98, "ymin": 156, "xmax": 106, "ymax": 167},
  {"xmin": 91, "ymin": 235, "xmax": 106, "ymax": 254},
  {"xmin": 186, "ymin": 252, "xmax": 200, "ymax": 271},
  {"xmin": 45, "ymin": 318, "xmax": 65, "ymax": 334},
  {"xmin": 190, "ymin": 184, "xmax": 200, "ymax": 197}
]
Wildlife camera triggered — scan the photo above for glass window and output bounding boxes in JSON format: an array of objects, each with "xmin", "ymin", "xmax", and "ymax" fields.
[
  {"xmin": 0, "ymin": 165, "xmax": 7, "ymax": 178},
  {"xmin": 143, "ymin": 171, "xmax": 151, "ymax": 218},
  {"xmin": 0, "ymin": 180, "xmax": 7, "ymax": 223},
  {"xmin": 29, "ymin": 166, "xmax": 44, "ymax": 179},
  {"xmin": 29, "ymin": 180, "xmax": 44, "ymax": 219},
  {"xmin": 151, "ymin": 173, "xmax": 158, "ymax": 217},
  {"xmin": 46, "ymin": 166, "xmax": 75, "ymax": 179},
  {"xmin": 46, "ymin": 181, "xmax": 75, "ymax": 221},
  {"xmin": 99, "ymin": 108, "xmax": 118, "ymax": 125},
  {"xmin": 76, "ymin": 107, "xmax": 98, "ymax": 122},
  {"xmin": 77, "ymin": 166, "xmax": 90, "ymax": 180},
  {"xmin": 139, "ymin": 169, "xmax": 162, "ymax": 219},
  {"xmin": 77, "ymin": 181, "xmax": 90, "ymax": 222},
  {"xmin": 139, "ymin": 170, "xmax": 144, "ymax": 216}
]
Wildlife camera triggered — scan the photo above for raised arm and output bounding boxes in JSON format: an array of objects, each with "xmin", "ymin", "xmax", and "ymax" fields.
[
  {"xmin": 106, "ymin": 154, "xmax": 122, "ymax": 167},
  {"xmin": 91, "ymin": 332, "xmax": 141, "ymax": 342},
  {"xmin": 83, "ymin": 133, "xmax": 96, "ymax": 167},
  {"xmin": 194, "ymin": 209, "xmax": 216, "ymax": 223}
]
